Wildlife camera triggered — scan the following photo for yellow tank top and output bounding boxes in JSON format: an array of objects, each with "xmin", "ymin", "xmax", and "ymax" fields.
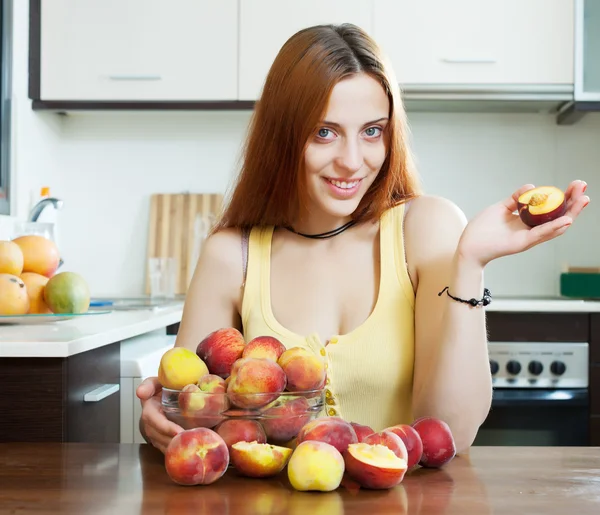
[{"xmin": 241, "ymin": 203, "xmax": 415, "ymax": 432}]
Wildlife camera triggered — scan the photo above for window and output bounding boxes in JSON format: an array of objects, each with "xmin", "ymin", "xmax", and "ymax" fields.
[{"xmin": 0, "ymin": 0, "xmax": 12, "ymax": 215}]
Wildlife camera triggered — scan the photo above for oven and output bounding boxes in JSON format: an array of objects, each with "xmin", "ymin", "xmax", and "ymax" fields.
[{"xmin": 473, "ymin": 341, "xmax": 589, "ymax": 447}]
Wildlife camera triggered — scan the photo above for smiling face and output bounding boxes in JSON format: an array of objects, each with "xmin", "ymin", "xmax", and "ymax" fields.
[{"xmin": 300, "ymin": 73, "xmax": 390, "ymax": 231}]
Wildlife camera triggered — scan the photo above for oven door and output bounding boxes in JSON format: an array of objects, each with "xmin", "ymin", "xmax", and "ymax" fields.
[{"xmin": 473, "ymin": 388, "xmax": 589, "ymax": 447}]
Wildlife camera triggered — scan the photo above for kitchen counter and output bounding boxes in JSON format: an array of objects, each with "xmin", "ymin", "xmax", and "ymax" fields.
[
  {"xmin": 487, "ymin": 298, "xmax": 600, "ymax": 312},
  {"xmin": 0, "ymin": 303, "xmax": 184, "ymax": 358},
  {"xmin": 0, "ymin": 443, "xmax": 598, "ymax": 514}
]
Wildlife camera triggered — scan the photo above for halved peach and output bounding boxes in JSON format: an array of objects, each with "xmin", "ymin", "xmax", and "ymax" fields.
[
  {"xmin": 517, "ymin": 186, "xmax": 566, "ymax": 227},
  {"xmin": 343, "ymin": 442, "xmax": 408, "ymax": 490},
  {"xmin": 230, "ymin": 441, "xmax": 293, "ymax": 478}
]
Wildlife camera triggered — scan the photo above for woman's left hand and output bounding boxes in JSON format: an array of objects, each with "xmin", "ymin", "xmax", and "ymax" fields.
[{"xmin": 458, "ymin": 180, "xmax": 590, "ymax": 268}]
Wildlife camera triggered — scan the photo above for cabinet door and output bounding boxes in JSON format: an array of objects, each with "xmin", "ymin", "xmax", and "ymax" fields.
[
  {"xmin": 238, "ymin": 0, "xmax": 373, "ymax": 101},
  {"xmin": 373, "ymin": 0, "xmax": 574, "ymax": 86},
  {"xmin": 575, "ymin": 0, "xmax": 600, "ymax": 100},
  {"xmin": 40, "ymin": 0, "xmax": 238, "ymax": 101}
]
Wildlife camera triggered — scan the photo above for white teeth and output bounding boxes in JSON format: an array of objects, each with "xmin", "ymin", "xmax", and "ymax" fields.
[{"xmin": 330, "ymin": 179, "xmax": 359, "ymax": 189}]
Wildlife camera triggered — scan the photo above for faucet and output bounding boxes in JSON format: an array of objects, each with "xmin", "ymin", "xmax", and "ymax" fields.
[{"xmin": 29, "ymin": 197, "xmax": 63, "ymax": 222}]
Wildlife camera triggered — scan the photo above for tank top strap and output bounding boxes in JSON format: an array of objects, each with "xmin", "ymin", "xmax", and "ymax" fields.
[
  {"xmin": 380, "ymin": 202, "xmax": 415, "ymax": 308},
  {"xmin": 240, "ymin": 225, "xmax": 272, "ymax": 328}
]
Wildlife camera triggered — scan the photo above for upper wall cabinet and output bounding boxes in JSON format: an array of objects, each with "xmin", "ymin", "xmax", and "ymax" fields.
[
  {"xmin": 373, "ymin": 0, "xmax": 574, "ymax": 86},
  {"xmin": 238, "ymin": 1, "xmax": 373, "ymax": 101},
  {"xmin": 575, "ymin": 0, "xmax": 600, "ymax": 100},
  {"xmin": 32, "ymin": 0, "xmax": 239, "ymax": 102}
]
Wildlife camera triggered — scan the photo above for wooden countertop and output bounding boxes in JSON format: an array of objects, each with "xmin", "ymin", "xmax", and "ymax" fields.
[{"xmin": 1, "ymin": 444, "xmax": 599, "ymax": 514}]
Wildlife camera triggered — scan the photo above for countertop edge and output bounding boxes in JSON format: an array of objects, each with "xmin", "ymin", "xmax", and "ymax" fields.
[{"xmin": 0, "ymin": 307, "xmax": 184, "ymax": 358}]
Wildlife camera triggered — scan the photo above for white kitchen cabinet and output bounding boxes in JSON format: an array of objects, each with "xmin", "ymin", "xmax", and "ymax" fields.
[
  {"xmin": 38, "ymin": 0, "xmax": 238, "ymax": 101},
  {"xmin": 373, "ymin": 0, "xmax": 574, "ymax": 86},
  {"xmin": 238, "ymin": 1, "xmax": 373, "ymax": 101},
  {"xmin": 574, "ymin": 0, "xmax": 600, "ymax": 100}
]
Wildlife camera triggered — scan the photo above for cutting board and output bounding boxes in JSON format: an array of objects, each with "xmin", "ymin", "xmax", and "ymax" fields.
[{"xmin": 145, "ymin": 193, "xmax": 224, "ymax": 295}]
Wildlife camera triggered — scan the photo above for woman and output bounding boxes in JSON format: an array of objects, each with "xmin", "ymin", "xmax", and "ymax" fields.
[{"xmin": 137, "ymin": 23, "xmax": 589, "ymax": 455}]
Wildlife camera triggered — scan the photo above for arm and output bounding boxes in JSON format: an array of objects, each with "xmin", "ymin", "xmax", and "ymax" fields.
[
  {"xmin": 405, "ymin": 195, "xmax": 492, "ymax": 453},
  {"xmin": 175, "ymin": 228, "xmax": 244, "ymax": 352}
]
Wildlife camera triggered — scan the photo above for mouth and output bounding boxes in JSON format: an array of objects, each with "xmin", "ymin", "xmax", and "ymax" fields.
[{"xmin": 322, "ymin": 177, "xmax": 364, "ymax": 198}]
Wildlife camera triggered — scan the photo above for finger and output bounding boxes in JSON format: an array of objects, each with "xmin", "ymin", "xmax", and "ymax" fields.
[
  {"xmin": 565, "ymin": 179, "xmax": 587, "ymax": 200},
  {"xmin": 143, "ymin": 399, "xmax": 184, "ymax": 437},
  {"xmin": 504, "ymin": 184, "xmax": 536, "ymax": 212},
  {"xmin": 527, "ymin": 215, "xmax": 572, "ymax": 245},
  {"xmin": 144, "ymin": 427, "xmax": 174, "ymax": 454},
  {"xmin": 566, "ymin": 194, "xmax": 590, "ymax": 219},
  {"xmin": 136, "ymin": 376, "xmax": 162, "ymax": 401}
]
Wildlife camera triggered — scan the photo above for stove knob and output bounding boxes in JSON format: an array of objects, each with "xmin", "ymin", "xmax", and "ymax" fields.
[
  {"xmin": 528, "ymin": 360, "xmax": 544, "ymax": 376},
  {"xmin": 550, "ymin": 361, "xmax": 567, "ymax": 376},
  {"xmin": 489, "ymin": 360, "xmax": 499, "ymax": 375},
  {"xmin": 506, "ymin": 360, "xmax": 521, "ymax": 375}
]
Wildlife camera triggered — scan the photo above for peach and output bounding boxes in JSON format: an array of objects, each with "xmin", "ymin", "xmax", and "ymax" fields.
[
  {"xmin": 12, "ymin": 235, "xmax": 60, "ymax": 278},
  {"xmin": 0, "ymin": 273, "xmax": 30, "ymax": 315},
  {"xmin": 164, "ymin": 427, "xmax": 229, "ymax": 486},
  {"xmin": 20, "ymin": 272, "xmax": 52, "ymax": 314},
  {"xmin": 350, "ymin": 422, "xmax": 374, "ymax": 443},
  {"xmin": 343, "ymin": 442, "xmax": 408, "ymax": 490},
  {"xmin": 230, "ymin": 441, "xmax": 293, "ymax": 478},
  {"xmin": 384, "ymin": 424, "xmax": 424, "ymax": 469},
  {"xmin": 411, "ymin": 416, "xmax": 456, "ymax": 468},
  {"xmin": 517, "ymin": 185, "xmax": 566, "ymax": 227},
  {"xmin": 296, "ymin": 416, "xmax": 358, "ymax": 454},
  {"xmin": 242, "ymin": 335, "xmax": 286, "ymax": 362},
  {"xmin": 158, "ymin": 347, "xmax": 209, "ymax": 390},
  {"xmin": 261, "ymin": 395, "xmax": 311, "ymax": 443},
  {"xmin": 178, "ymin": 375, "xmax": 228, "ymax": 428},
  {"xmin": 196, "ymin": 327, "xmax": 246, "ymax": 378},
  {"xmin": 0, "ymin": 240, "xmax": 24, "ymax": 275},
  {"xmin": 214, "ymin": 419, "xmax": 267, "ymax": 452},
  {"xmin": 227, "ymin": 358, "xmax": 287, "ymax": 409},
  {"xmin": 277, "ymin": 347, "xmax": 326, "ymax": 392},
  {"xmin": 363, "ymin": 430, "xmax": 408, "ymax": 462},
  {"xmin": 287, "ymin": 440, "xmax": 345, "ymax": 492}
]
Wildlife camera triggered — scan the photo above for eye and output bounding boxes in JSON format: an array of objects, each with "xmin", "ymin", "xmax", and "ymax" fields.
[
  {"xmin": 364, "ymin": 127, "xmax": 382, "ymax": 138},
  {"xmin": 317, "ymin": 128, "xmax": 333, "ymax": 139}
]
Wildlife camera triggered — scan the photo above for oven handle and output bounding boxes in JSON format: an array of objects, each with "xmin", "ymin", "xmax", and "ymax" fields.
[{"xmin": 491, "ymin": 388, "xmax": 588, "ymax": 407}]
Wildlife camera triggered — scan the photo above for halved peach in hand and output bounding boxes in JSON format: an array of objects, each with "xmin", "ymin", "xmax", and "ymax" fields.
[
  {"xmin": 230, "ymin": 441, "xmax": 293, "ymax": 478},
  {"xmin": 517, "ymin": 186, "xmax": 566, "ymax": 227},
  {"xmin": 343, "ymin": 442, "xmax": 408, "ymax": 490}
]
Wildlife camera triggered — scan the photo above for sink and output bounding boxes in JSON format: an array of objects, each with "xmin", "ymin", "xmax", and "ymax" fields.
[{"xmin": 89, "ymin": 296, "xmax": 185, "ymax": 311}]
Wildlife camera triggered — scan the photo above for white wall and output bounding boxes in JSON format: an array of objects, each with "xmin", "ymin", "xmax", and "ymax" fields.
[{"xmin": 8, "ymin": 2, "xmax": 600, "ymax": 298}]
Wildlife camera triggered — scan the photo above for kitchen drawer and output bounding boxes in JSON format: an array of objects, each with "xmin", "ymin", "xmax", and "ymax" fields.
[
  {"xmin": 486, "ymin": 313, "xmax": 589, "ymax": 342},
  {"xmin": 0, "ymin": 342, "xmax": 121, "ymax": 443}
]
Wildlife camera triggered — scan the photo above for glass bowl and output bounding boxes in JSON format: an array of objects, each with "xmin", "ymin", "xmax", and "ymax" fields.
[{"xmin": 161, "ymin": 387, "xmax": 325, "ymax": 445}]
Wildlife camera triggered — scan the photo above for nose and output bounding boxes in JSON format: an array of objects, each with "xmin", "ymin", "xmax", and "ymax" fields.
[{"xmin": 336, "ymin": 139, "xmax": 363, "ymax": 174}]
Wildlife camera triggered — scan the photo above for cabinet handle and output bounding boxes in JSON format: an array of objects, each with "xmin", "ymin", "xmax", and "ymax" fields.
[
  {"xmin": 108, "ymin": 75, "xmax": 162, "ymax": 81},
  {"xmin": 84, "ymin": 384, "xmax": 120, "ymax": 402},
  {"xmin": 441, "ymin": 57, "xmax": 497, "ymax": 64}
]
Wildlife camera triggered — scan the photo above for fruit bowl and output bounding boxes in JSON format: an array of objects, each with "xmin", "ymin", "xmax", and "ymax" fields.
[{"xmin": 162, "ymin": 387, "xmax": 326, "ymax": 445}]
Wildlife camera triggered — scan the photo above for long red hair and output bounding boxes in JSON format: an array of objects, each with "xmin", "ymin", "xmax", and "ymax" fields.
[{"xmin": 213, "ymin": 23, "xmax": 421, "ymax": 232}]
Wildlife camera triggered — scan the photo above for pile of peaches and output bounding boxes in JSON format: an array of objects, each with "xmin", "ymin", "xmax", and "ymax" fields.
[{"xmin": 156, "ymin": 327, "xmax": 457, "ymax": 492}]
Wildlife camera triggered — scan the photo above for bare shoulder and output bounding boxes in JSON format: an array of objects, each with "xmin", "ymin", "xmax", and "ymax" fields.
[
  {"xmin": 201, "ymin": 227, "xmax": 243, "ymax": 270},
  {"xmin": 404, "ymin": 195, "xmax": 468, "ymax": 268}
]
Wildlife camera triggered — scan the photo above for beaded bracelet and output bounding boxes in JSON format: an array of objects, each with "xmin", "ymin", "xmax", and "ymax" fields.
[{"xmin": 438, "ymin": 286, "xmax": 492, "ymax": 307}]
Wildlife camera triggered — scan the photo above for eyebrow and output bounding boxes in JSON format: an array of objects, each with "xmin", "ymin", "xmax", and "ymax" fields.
[{"xmin": 321, "ymin": 117, "xmax": 389, "ymax": 128}]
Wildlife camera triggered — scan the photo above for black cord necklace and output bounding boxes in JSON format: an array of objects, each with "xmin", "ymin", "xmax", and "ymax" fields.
[{"xmin": 286, "ymin": 219, "xmax": 357, "ymax": 239}]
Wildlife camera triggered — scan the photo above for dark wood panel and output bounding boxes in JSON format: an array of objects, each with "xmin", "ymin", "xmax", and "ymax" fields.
[
  {"xmin": 0, "ymin": 357, "xmax": 66, "ymax": 442},
  {"xmin": 590, "ymin": 314, "xmax": 600, "ymax": 364},
  {"xmin": 590, "ymin": 364, "xmax": 600, "ymax": 416},
  {"xmin": 590, "ymin": 416, "xmax": 600, "ymax": 446},
  {"xmin": 66, "ymin": 342, "xmax": 121, "ymax": 443},
  {"xmin": 486, "ymin": 312, "xmax": 589, "ymax": 342},
  {"xmin": 28, "ymin": 0, "xmax": 41, "ymax": 99}
]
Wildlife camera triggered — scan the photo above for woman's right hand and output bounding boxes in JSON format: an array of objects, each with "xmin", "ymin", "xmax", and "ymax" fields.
[{"xmin": 136, "ymin": 376, "xmax": 184, "ymax": 454}]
